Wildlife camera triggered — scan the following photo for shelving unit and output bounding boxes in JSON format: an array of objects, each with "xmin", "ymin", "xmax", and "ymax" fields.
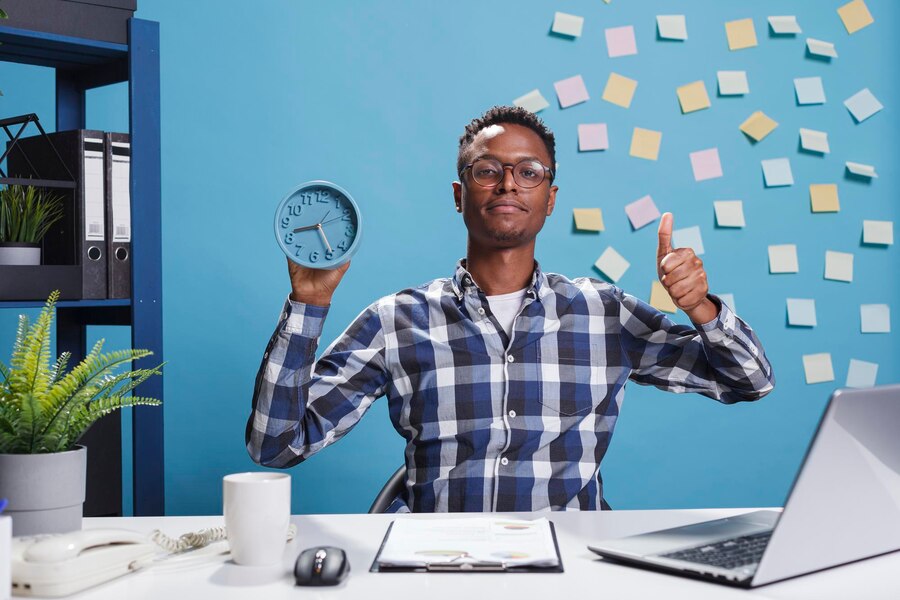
[{"xmin": 0, "ymin": 20, "xmax": 163, "ymax": 516}]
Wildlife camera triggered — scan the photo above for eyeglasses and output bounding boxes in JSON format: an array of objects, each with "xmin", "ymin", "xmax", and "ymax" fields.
[{"xmin": 460, "ymin": 158, "xmax": 554, "ymax": 189}]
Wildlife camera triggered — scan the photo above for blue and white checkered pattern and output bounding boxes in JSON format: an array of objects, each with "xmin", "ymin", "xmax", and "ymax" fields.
[{"xmin": 247, "ymin": 261, "xmax": 774, "ymax": 512}]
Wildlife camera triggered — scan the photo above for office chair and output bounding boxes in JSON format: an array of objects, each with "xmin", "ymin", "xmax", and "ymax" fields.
[{"xmin": 368, "ymin": 466, "xmax": 406, "ymax": 513}]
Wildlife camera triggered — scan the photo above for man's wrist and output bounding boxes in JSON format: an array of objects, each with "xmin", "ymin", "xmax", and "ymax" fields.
[
  {"xmin": 685, "ymin": 297, "xmax": 719, "ymax": 325},
  {"xmin": 290, "ymin": 292, "xmax": 332, "ymax": 307}
]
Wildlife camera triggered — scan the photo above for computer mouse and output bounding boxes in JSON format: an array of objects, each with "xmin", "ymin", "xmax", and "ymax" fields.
[{"xmin": 294, "ymin": 546, "xmax": 350, "ymax": 586}]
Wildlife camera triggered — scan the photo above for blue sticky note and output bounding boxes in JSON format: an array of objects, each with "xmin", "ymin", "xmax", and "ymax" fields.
[
  {"xmin": 860, "ymin": 304, "xmax": 890, "ymax": 333},
  {"xmin": 762, "ymin": 158, "xmax": 794, "ymax": 187},
  {"xmin": 844, "ymin": 88, "xmax": 883, "ymax": 123},
  {"xmin": 794, "ymin": 77, "xmax": 826, "ymax": 105},
  {"xmin": 672, "ymin": 225, "xmax": 705, "ymax": 255},
  {"xmin": 846, "ymin": 359, "xmax": 878, "ymax": 388},
  {"xmin": 787, "ymin": 298, "xmax": 817, "ymax": 327}
]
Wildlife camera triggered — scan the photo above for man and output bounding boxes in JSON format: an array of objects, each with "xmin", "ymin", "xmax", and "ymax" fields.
[{"xmin": 247, "ymin": 106, "xmax": 775, "ymax": 513}]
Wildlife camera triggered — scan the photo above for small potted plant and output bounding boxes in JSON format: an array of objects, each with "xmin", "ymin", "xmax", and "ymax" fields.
[
  {"xmin": 0, "ymin": 184, "xmax": 65, "ymax": 266},
  {"xmin": 0, "ymin": 291, "xmax": 163, "ymax": 535}
]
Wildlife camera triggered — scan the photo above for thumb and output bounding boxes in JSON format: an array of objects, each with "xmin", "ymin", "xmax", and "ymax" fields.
[{"xmin": 657, "ymin": 212, "xmax": 674, "ymax": 263}]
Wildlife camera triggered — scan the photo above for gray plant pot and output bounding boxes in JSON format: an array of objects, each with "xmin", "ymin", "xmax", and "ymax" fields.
[
  {"xmin": 0, "ymin": 445, "xmax": 87, "ymax": 536},
  {"xmin": 0, "ymin": 243, "xmax": 41, "ymax": 266}
]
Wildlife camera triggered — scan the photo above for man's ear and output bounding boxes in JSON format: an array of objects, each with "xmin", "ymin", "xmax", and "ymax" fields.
[
  {"xmin": 546, "ymin": 185, "xmax": 558, "ymax": 216},
  {"xmin": 452, "ymin": 181, "xmax": 463, "ymax": 212}
]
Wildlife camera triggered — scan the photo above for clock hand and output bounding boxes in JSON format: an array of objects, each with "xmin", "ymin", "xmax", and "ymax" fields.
[
  {"xmin": 318, "ymin": 210, "xmax": 331, "ymax": 225},
  {"xmin": 317, "ymin": 224, "xmax": 333, "ymax": 253},
  {"xmin": 320, "ymin": 216, "xmax": 345, "ymax": 226},
  {"xmin": 293, "ymin": 224, "xmax": 320, "ymax": 233}
]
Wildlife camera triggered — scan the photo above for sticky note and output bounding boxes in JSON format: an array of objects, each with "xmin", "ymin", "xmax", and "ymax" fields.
[
  {"xmin": 803, "ymin": 353, "xmax": 834, "ymax": 384},
  {"xmin": 552, "ymin": 12, "xmax": 584, "ymax": 37},
  {"xmin": 719, "ymin": 293, "xmax": 737, "ymax": 315},
  {"xmin": 838, "ymin": 0, "xmax": 874, "ymax": 34},
  {"xmin": 573, "ymin": 208, "xmax": 605, "ymax": 231},
  {"xmin": 677, "ymin": 81, "xmax": 711, "ymax": 114},
  {"xmin": 513, "ymin": 89, "xmax": 550, "ymax": 113},
  {"xmin": 762, "ymin": 158, "xmax": 794, "ymax": 187},
  {"xmin": 768, "ymin": 16, "xmax": 801, "ymax": 34},
  {"xmin": 690, "ymin": 148, "xmax": 723, "ymax": 181},
  {"xmin": 863, "ymin": 220, "xmax": 893, "ymax": 245},
  {"xmin": 673, "ymin": 225, "xmax": 705, "ymax": 255},
  {"xmin": 578, "ymin": 123, "xmax": 609, "ymax": 151},
  {"xmin": 810, "ymin": 184, "xmax": 839, "ymax": 213},
  {"xmin": 554, "ymin": 75, "xmax": 589, "ymax": 108},
  {"xmin": 800, "ymin": 129, "xmax": 830, "ymax": 154},
  {"xmin": 846, "ymin": 162, "xmax": 877, "ymax": 178},
  {"xmin": 769, "ymin": 244, "xmax": 799, "ymax": 273},
  {"xmin": 794, "ymin": 77, "xmax": 826, "ymax": 105},
  {"xmin": 717, "ymin": 71, "xmax": 749, "ymax": 95},
  {"xmin": 657, "ymin": 15, "xmax": 687, "ymax": 40},
  {"xmin": 624, "ymin": 195, "xmax": 660, "ymax": 230},
  {"xmin": 595, "ymin": 247, "xmax": 630, "ymax": 282},
  {"xmin": 650, "ymin": 281, "xmax": 678, "ymax": 313},
  {"xmin": 629, "ymin": 127, "xmax": 662, "ymax": 160},
  {"xmin": 602, "ymin": 73, "xmax": 638, "ymax": 108},
  {"xmin": 824, "ymin": 250, "xmax": 853, "ymax": 282},
  {"xmin": 860, "ymin": 304, "xmax": 890, "ymax": 333},
  {"xmin": 725, "ymin": 18, "xmax": 757, "ymax": 50},
  {"xmin": 846, "ymin": 359, "xmax": 878, "ymax": 388},
  {"xmin": 787, "ymin": 298, "xmax": 817, "ymax": 327},
  {"xmin": 844, "ymin": 88, "xmax": 883, "ymax": 122},
  {"xmin": 740, "ymin": 111, "xmax": 778, "ymax": 141},
  {"xmin": 606, "ymin": 25, "xmax": 637, "ymax": 57},
  {"xmin": 714, "ymin": 200, "xmax": 745, "ymax": 227},
  {"xmin": 807, "ymin": 38, "xmax": 838, "ymax": 58}
]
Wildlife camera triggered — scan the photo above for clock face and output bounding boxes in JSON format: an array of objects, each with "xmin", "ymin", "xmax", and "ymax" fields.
[{"xmin": 273, "ymin": 181, "xmax": 362, "ymax": 268}]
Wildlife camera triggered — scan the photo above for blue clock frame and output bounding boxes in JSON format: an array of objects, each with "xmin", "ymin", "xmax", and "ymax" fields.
[{"xmin": 273, "ymin": 180, "xmax": 363, "ymax": 268}]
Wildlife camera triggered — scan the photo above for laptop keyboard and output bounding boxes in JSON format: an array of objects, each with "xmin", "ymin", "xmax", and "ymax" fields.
[{"xmin": 660, "ymin": 530, "xmax": 772, "ymax": 570}]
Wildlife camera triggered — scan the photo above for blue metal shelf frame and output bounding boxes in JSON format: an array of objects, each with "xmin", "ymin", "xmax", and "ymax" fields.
[{"xmin": 0, "ymin": 20, "xmax": 164, "ymax": 515}]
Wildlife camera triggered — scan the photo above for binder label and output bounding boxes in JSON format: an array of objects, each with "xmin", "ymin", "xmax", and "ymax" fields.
[
  {"xmin": 111, "ymin": 142, "xmax": 132, "ymax": 242},
  {"xmin": 84, "ymin": 137, "xmax": 105, "ymax": 242}
]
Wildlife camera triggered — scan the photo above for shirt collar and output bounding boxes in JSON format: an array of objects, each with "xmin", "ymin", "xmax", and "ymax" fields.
[{"xmin": 450, "ymin": 258, "xmax": 546, "ymax": 300}]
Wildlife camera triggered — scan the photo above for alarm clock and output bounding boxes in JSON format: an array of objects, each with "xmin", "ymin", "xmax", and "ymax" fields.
[{"xmin": 273, "ymin": 180, "xmax": 362, "ymax": 268}]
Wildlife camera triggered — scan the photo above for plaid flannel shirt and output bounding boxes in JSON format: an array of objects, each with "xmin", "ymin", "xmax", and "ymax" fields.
[{"xmin": 247, "ymin": 260, "xmax": 774, "ymax": 512}]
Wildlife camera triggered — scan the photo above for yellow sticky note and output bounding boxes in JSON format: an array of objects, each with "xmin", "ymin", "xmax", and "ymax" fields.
[
  {"xmin": 810, "ymin": 184, "xmax": 840, "ymax": 212},
  {"xmin": 629, "ymin": 127, "xmax": 662, "ymax": 160},
  {"xmin": 676, "ymin": 81, "xmax": 711, "ymax": 113},
  {"xmin": 725, "ymin": 18, "xmax": 758, "ymax": 50},
  {"xmin": 602, "ymin": 72, "xmax": 638, "ymax": 108},
  {"xmin": 739, "ymin": 111, "xmax": 778, "ymax": 141},
  {"xmin": 838, "ymin": 0, "xmax": 874, "ymax": 34},
  {"xmin": 573, "ymin": 208, "xmax": 605, "ymax": 231},
  {"xmin": 650, "ymin": 281, "xmax": 678, "ymax": 313}
]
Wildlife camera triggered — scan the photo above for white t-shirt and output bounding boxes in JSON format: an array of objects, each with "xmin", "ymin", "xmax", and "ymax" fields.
[{"xmin": 485, "ymin": 287, "xmax": 529, "ymax": 338}]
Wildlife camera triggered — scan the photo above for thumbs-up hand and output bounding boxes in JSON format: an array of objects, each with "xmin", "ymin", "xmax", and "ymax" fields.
[{"xmin": 656, "ymin": 213, "xmax": 718, "ymax": 324}]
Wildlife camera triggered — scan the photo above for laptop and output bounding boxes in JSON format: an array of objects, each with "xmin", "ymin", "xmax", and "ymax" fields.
[{"xmin": 588, "ymin": 384, "xmax": 900, "ymax": 587}]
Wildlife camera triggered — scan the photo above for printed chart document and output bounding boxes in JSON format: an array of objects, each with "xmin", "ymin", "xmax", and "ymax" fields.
[{"xmin": 371, "ymin": 517, "xmax": 563, "ymax": 572}]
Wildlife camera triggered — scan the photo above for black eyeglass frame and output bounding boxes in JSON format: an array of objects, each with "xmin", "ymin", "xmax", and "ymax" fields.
[{"xmin": 459, "ymin": 158, "xmax": 555, "ymax": 188}]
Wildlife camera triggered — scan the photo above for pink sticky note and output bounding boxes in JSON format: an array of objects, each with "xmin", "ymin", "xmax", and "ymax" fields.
[
  {"xmin": 690, "ymin": 148, "xmax": 723, "ymax": 181},
  {"xmin": 578, "ymin": 123, "xmax": 608, "ymax": 151},
  {"xmin": 554, "ymin": 75, "xmax": 590, "ymax": 108},
  {"xmin": 625, "ymin": 195, "xmax": 661, "ymax": 230},
  {"xmin": 605, "ymin": 26, "xmax": 637, "ymax": 58}
]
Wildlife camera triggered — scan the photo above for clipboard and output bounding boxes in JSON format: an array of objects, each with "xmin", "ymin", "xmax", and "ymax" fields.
[{"xmin": 369, "ymin": 520, "xmax": 565, "ymax": 573}]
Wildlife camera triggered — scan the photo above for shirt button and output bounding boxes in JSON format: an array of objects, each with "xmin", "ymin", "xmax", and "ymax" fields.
[
  {"xmin": 263, "ymin": 352, "xmax": 269, "ymax": 359},
  {"xmin": 500, "ymin": 457, "xmax": 509, "ymax": 466},
  {"xmin": 508, "ymin": 410, "xmax": 516, "ymax": 418},
  {"xmin": 477, "ymin": 307, "xmax": 485, "ymax": 315},
  {"xmin": 507, "ymin": 355, "xmax": 515, "ymax": 363}
]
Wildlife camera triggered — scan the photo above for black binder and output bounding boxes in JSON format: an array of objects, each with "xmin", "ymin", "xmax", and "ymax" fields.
[
  {"xmin": 7, "ymin": 130, "xmax": 109, "ymax": 299},
  {"xmin": 104, "ymin": 132, "xmax": 132, "ymax": 299}
]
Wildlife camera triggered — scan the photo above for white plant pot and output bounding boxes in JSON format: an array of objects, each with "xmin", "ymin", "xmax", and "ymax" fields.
[
  {"xmin": 0, "ymin": 243, "xmax": 41, "ymax": 266},
  {"xmin": 0, "ymin": 445, "xmax": 87, "ymax": 536}
]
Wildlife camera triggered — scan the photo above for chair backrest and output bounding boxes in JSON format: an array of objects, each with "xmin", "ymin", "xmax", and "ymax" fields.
[{"xmin": 368, "ymin": 466, "xmax": 406, "ymax": 513}]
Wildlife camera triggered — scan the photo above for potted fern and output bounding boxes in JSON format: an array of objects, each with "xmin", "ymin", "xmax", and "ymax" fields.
[
  {"xmin": 0, "ymin": 291, "xmax": 163, "ymax": 535},
  {"xmin": 0, "ymin": 184, "xmax": 65, "ymax": 266}
]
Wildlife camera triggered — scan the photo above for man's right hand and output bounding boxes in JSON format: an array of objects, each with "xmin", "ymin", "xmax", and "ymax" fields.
[{"xmin": 287, "ymin": 257, "xmax": 351, "ymax": 306}]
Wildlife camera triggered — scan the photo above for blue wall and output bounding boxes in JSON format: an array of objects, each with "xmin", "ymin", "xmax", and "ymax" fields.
[{"xmin": 0, "ymin": 0, "xmax": 896, "ymax": 515}]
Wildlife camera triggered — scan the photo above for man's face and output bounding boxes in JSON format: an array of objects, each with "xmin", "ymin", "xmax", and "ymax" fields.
[{"xmin": 453, "ymin": 123, "xmax": 558, "ymax": 249}]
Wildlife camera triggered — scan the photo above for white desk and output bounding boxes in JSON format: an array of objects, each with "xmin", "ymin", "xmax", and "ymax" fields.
[{"xmin": 69, "ymin": 509, "xmax": 899, "ymax": 600}]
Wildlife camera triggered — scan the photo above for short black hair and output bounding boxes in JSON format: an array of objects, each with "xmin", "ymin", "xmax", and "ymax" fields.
[{"xmin": 457, "ymin": 105, "xmax": 556, "ymax": 178}]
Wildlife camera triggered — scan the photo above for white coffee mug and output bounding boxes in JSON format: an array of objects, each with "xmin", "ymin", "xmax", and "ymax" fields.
[{"xmin": 223, "ymin": 472, "xmax": 291, "ymax": 566}]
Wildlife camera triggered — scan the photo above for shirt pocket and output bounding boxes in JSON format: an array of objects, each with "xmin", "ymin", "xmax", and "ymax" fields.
[{"xmin": 536, "ymin": 343, "xmax": 598, "ymax": 417}]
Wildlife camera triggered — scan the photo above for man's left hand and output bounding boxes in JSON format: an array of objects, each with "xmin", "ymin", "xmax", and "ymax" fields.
[{"xmin": 656, "ymin": 212, "xmax": 719, "ymax": 324}]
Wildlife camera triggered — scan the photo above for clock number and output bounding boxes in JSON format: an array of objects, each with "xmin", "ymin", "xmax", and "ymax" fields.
[
  {"xmin": 334, "ymin": 195, "xmax": 343, "ymax": 208},
  {"xmin": 300, "ymin": 193, "xmax": 313, "ymax": 206},
  {"xmin": 285, "ymin": 232, "xmax": 294, "ymax": 244},
  {"xmin": 341, "ymin": 208, "xmax": 352, "ymax": 222},
  {"xmin": 309, "ymin": 251, "xmax": 320, "ymax": 263},
  {"xmin": 317, "ymin": 190, "xmax": 330, "ymax": 203},
  {"xmin": 281, "ymin": 216, "xmax": 291, "ymax": 229},
  {"xmin": 325, "ymin": 250, "xmax": 335, "ymax": 261},
  {"xmin": 337, "ymin": 239, "xmax": 349, "ymax": 251},
  {"xmin": 294, "ymin": 245, "xmax": 304, "ymax": 256},
  {"xmin": 345, "ymin": 225, "xmax": 355, "ymax": 237},
  {"xmin": 288, "ymin": 204, "xmax": 303, "ymax": 216}
]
